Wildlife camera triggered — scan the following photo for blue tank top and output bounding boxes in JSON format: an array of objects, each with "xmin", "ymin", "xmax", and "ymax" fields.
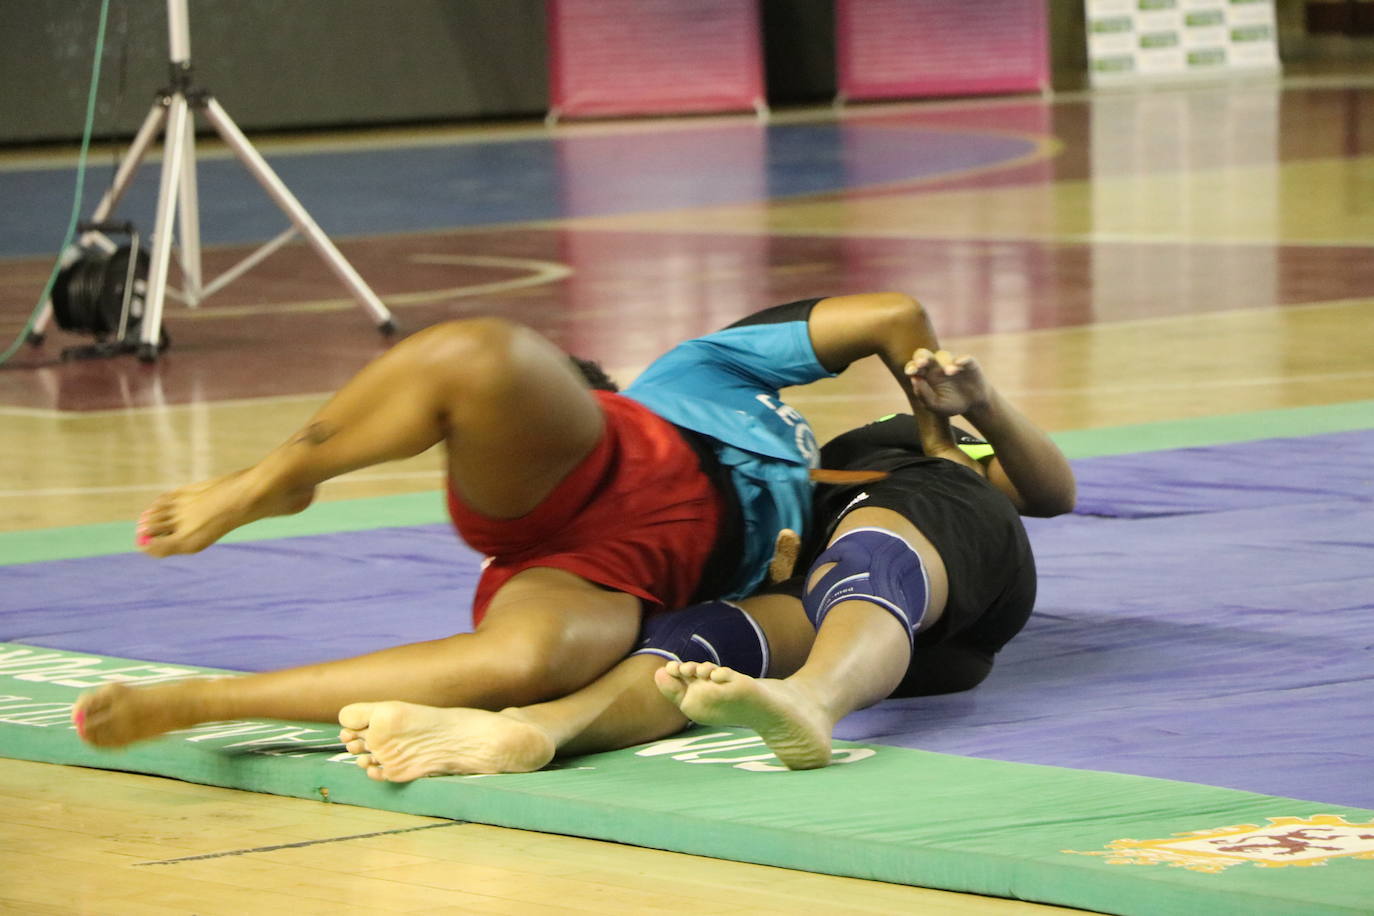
[{"xmin": 624, "ymin": 316, "xmax": 833, "ymax": 598}]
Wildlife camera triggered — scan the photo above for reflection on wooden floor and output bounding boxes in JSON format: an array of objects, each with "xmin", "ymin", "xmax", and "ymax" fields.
[{"xmin": 2, "ymin": 74, "xmax": 1372, "ymax": 914}]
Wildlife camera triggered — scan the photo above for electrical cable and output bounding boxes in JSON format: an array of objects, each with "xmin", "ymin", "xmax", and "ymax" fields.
[{"xmin": 0, "ymin": 0, "xmax": 112, "ymax": 367}]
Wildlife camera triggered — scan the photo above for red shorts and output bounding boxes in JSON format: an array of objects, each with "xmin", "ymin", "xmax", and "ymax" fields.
[{"xmin": 447, "ymin": 391, "xmax": 723, "ymax": 626}]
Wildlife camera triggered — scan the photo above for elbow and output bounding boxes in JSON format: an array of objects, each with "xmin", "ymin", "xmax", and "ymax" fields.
[
  {"xmin": 870, "ymin": 292, "xmax": 926, "ymax": 328},
  {"xmin": 866, "ymin": 292, "xmax": 933, "ymax": 362},
  {"xmin": 1022, "ymin": 483, "xmax": 1076, "ymax": 518}
]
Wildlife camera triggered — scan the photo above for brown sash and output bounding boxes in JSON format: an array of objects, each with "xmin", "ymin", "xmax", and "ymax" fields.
[{"xmin": 809, "ymin": 468, "xmax": 889, "ymax": 484}]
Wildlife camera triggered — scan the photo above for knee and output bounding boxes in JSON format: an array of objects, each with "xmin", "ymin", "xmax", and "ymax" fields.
[
  {"xmin": 633, "ymin": 602, "xmax": 771, "ymax": 677},
  {"xmin": 476, "ymin": 661, "xmax": 545, "ymax": 709},
  {"xmin": 400, "ymin": 318, "xmax": 531, "ymax": 397},
  {"xmin": 454, "ymin": 631, "xmax": 594, "ymax": 706},
  {"xmin": 802, "ymin": 528, "xmax": 929, "ymax": 648},
  {"xmin": 422, "ymin": 632, "xmax": 558, "ymax": 708},
  {"xmin": 407, "ymin": 318, "xmax": 519, "ymax": 371}
]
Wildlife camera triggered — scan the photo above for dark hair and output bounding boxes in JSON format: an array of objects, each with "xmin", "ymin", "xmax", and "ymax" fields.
[{"xmin": 569, "ymin": 355, "xmax": 619, "ymax": 392}]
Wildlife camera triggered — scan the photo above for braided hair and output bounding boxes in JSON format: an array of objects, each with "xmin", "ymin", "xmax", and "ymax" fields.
[{"xmin": 569, "ymin": 356, "xmax": 619, "ymax": 392}]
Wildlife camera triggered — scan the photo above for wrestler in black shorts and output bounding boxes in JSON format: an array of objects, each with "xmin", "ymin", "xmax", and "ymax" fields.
[{"xmin": 775, "ymin": 413, "xmax": 1037, "ymax": 697}]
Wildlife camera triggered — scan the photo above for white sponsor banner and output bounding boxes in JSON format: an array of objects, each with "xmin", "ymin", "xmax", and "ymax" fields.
[{"xmin": 1085, "ymin": 0, "xmax": 1279, "ymax": 86}]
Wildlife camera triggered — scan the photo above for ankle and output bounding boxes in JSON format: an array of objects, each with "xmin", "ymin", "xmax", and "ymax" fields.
[
  {"xmin": 176, "ymin": 677, "xmax": 236, "ymax": 726},
  {"xmin": 247, "ymin": 455, "xmax": 302, "ymax": 496},
  {"xmin": 497, "ymin": 707, "xmax": 558, "ymax": 763},
  {"xmin": 780, "ymin": 674, "xmax": 842, "ymax": 727},
  {"xmin": 239, "ymin": 457, "xmax": 317, "ymax": 514},
  {"xmin": 499, "ymin": 706, "xmax": 558, "ymax": 743}
]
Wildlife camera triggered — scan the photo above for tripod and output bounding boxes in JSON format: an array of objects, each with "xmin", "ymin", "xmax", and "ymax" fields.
[{"xmin": 31, "ymin": 0, "xmax": 395, "ymax": 362}]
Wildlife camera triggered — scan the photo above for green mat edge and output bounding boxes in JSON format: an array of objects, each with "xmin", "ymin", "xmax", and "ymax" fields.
[
  {"xmin": 3, "ymin": 640, "xmax": 1372, "ymax": 916},
  {"xmin": 5, "ymin": 399, "xmax": 1373, "ymax": 567},
  {"xmin": 6, "ymin": 401, "xmax": 1374, "ymax": 914}
]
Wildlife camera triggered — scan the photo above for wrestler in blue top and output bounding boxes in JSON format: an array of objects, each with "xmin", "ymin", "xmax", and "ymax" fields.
[{"xmin": 625, "ymin": 299, "xmax": 834, "ymax": 598}]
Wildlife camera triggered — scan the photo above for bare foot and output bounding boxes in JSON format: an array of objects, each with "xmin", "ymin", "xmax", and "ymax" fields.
[
  {"xmin": 338, "ymin": 701, "xmax": 556, "ymax": 782},
  {"xmin": 137, "ymin": 469, "xmax": 315, "ymax": 556},
  {"xmin": 654, "ymin": 661, "xmax": 834, "ymax": 770},
  {"xmin": 73, "ymin": 681, "xmax": 214, "ymax": 747}
]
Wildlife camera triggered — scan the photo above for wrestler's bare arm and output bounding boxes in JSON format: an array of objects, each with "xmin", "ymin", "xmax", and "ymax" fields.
[
  {"xmin": 907, "ymin": 349, "xmax": 1076, "ymax": 517},
  {"xmin": 805, "ymin": 293, "xmax": 1074, "ymax": 517},
  {"xmin": 805, "ymin": 293, "xmax": 963, "ymax": 451}
]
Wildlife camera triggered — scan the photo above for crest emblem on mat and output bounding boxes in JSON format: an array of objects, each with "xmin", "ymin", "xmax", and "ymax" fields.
[{"xmin": 1063, "ymin": 815, "xmax": 1374, "ymax": 873}]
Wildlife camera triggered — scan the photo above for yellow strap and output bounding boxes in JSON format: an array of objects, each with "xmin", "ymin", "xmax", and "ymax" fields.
[{"xmin": 959, "ymin": 443, "xmax": 996, "ymax": 462}]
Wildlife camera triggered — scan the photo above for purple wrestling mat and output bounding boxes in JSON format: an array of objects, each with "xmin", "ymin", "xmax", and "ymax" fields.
[{"xmin": 5, "ymin": 429, "xmax": 1373, "ymax": 807}]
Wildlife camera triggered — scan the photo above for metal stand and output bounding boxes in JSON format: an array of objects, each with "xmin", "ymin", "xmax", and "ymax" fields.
[{"xmin": 30, "ymin": 0, "xmax": 395, "ymax": 362}]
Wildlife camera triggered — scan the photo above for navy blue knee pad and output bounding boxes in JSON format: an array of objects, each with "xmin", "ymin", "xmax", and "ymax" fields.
[
  {"xmin": 802, "ymin": 527, "xmax": 929, "ymax": 648},
  {"xmin": 632, "ymin": 600, "xmax": 770, "ymax": 678}
]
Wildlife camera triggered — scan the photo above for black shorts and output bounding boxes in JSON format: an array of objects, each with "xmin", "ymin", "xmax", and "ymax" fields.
[{"xmin": 776, "ymin": 414, "xmax": 1037, "ymax": 698}]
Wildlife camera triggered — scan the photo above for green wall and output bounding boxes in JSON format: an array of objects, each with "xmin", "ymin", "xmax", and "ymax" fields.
[{"xmin": 1, "ymin": 0, "xmax": 548, "ymax": 144}]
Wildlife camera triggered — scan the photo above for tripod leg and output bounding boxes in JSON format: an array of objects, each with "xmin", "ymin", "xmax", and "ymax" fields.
[
  {"xmin": 31, "ymin": 102, "xmax": 169, "ymax": 343},
  {"xmin": 138, "ymin": 93, "xmax": 192, "ymax": 361},
  {"xmin": 175, "ymin": 104, "xmax": 204, "ymax": 305},
  {"xmin": 200, "ymin": 97, "xmax": 396, "ymax": 333},
  {"xmin": 90, "ymin": 102, "xmax": 170, "ymax": 230}
]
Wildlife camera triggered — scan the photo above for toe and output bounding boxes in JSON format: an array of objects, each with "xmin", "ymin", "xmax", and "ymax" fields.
[
  {"xmin": 338, "ymin": 703, "xmax": 374, "ymax": 730},
  {"xmin": 653, "ymin": 666, "xmax": 687, "ymax": 702},
  {"xmin": 138, "ymin": 511, "xmax": 176, "ymax": 537},
  {"xmin": 142, "ymin": 537, "xmax": 176, "ymax": 558},
  {"xmin": 137, "ymin": 522, "xmax": 173, "ymax": 541}
]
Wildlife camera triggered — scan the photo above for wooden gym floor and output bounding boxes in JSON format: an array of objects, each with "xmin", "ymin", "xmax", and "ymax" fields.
[{"xmin": 1, "ymin": 71, "xmax": 1372, "ymax": 913}]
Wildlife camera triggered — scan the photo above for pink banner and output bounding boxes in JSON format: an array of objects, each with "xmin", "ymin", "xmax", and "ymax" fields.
[
  {"xmin": 548, "ymin": 0, "xmax": 766, "ymax": 121},
  {"xmin": 836, "ymin": 0, "xmax": 1049, "ymax": 102}
]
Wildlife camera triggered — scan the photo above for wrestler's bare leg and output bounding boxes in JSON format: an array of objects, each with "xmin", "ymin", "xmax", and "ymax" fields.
[
  {"xmin": 137, "ymin": 317, "xmax": 604, "ymax": 556},
  {"xmin": 334, "ymin": 589, "xmax": 819, "ymax": 780},
  {"xmin": 658, "ymin": 507, "xmax": 947, "ymax": 769},
  {"xmin": 75, "ymin": 566, "xmax": 642, "ymax": 748},
  {"xmin": 76, "ymin": 318, "xmax": 636, "ymax": 748},
  {"xmin": 653, "ymin": 601, "xmax": 903, "ymax": 770},
  {"xmin": 334, "ymin": 652, "xmax": 669, "ymax": 781},
  {"xmin": 137, "ymin": 470, "xmax": 317, "ymax": 555}
]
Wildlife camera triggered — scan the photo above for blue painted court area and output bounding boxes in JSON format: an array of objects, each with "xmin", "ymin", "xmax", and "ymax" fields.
[
  {"xmin": 1, "ymin": 121, "xmax": 1038, "ymax": 258},
  {"xmin": 4, "ymin": 428, "xmax": 1372, "ymax": 808}
]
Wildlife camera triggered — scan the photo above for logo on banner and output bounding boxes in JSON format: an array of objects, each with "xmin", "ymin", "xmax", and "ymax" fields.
[{"xmin": 1064, "ymin": 815, "xmax": 1374, "ymax": 873}]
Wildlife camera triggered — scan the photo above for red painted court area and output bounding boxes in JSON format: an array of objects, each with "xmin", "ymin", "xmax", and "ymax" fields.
[
  {"xmin": 3, "ymin": 229, "xmax": 1371, "ymax": 411},
  {"xmin": 2, "ymin": 87, "xmax": 1372, "ymax": 411}
]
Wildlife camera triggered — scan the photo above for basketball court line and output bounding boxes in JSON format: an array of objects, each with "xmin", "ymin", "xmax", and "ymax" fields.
[
  {"xmin": 2, "ymin": 399, "xmax": 1370, "ymax": 567},
  {"xmin": 3, "ymin": 295, "xmax": 1368, "ymax": 419},
  {"xmin": 0, "ymin": 118, "xmax": 1057, "ymax": 261},
  {"xmin": 0, "ymin": 95, "xmax": 1062, "ymax": 173},
  {"xmin": 135, "ymin": 821, "xmax": 465, "ymax": 867}
]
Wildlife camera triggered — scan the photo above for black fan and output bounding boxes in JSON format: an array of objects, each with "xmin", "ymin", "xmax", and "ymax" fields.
[{"xmin": 48, "ymin": 224, "xmax": 167, "ymax": 360}]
